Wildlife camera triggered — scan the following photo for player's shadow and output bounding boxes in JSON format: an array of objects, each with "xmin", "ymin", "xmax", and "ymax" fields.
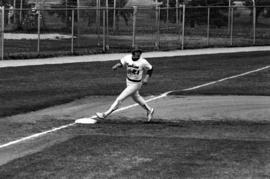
[
  {"xmin": 96, "ymin": 117, "xmax": 185, "ymax": 127},
  {"xmin": 96, "ymin": 117, "xmax": 270, "ymax": 127}
]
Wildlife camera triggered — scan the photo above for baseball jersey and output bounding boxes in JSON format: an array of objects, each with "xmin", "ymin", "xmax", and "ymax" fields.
[{"xmin": 120, "ymin": 54, "xmax": 152, "ymax": 82}]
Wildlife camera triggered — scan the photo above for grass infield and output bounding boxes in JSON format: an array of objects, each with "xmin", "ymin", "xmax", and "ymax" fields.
[
  {"xmin": 0, "ymin": 51, "xmax": 270, "ymax": 117},
  {"xmin": 1, "ymin": 122, "xmax": 270, "ymax": 178}
]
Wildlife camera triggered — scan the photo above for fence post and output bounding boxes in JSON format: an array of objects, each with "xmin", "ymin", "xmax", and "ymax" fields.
[
  {"xmin": 155, "ymin": 6, "xmax": 160, "ymax": 49},
  {"xmin": 228, "ymin": 0, "xmax": 231, "ymax": 34},
  {"xmin": 19, "ymin": 0, "xmax": 23, "ymax": 23},
  {"xmin": 177, "ymin": 5, "xmax": 181, "ymax": 43},
  {"xmin": 77, "ymin": 5, "xmax": 80, "ymax": 48},
  {"xmin": 13, "ymin": 0, "xmax": 16, "ymax": 23},
  {"xmin": 166, "ymin": 0, "xmax": 169, "ymax": 25},
  {"xmin": 71, "ymin": 9, "xmax": 74, "ymax": 54},
  {"xmin": 132, "ymin": 6, "xmax": 137, "ymax": 48},
  {"xmin": 253, "ymin": 4, "xmax": 256, "ymax": 45},
  {"xmin": 113, "ymin": 0, "xmax": 116, "ymax": 32},
  {"xmin": 105, "ymin": 0, "xmax": 109, "ymax": 50},
  {"xmin": 37, "ymin": 10, "xmax": 41, "ymax": 53},
  {"xmin": 103, "ymin": 9, "xmax": 106, "ymax": 52},
  {"xmin": 230, "ymin": 7, "xmax": 234, "ymax": 46},
  {"xmin": 176, "ymin": 0, "xmax": 179, "ymax": 24},
  {"xmin": 96, "ymin": 0, "xmax": 101, "ymax": 46},
  {"xmin": 181, "ymin": 4, "xmax": 185, "ymax": 50},
  {"xmin": 207, "ymin": 7, "xmax": 210, "ymax": 46},
  {"xmin": 0, "ymin": 7, "xmax": 4, "ymax": 60},
  {"xmin": 105, "ymin": 0, "xmax": 110, "ymax": 50},
  {"xmin": 65, "ymin": 0, "xmax": 68, "ymax": 23}
]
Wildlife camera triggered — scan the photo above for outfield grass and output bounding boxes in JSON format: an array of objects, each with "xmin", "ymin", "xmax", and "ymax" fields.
[
  {"xmin": 0, "ymin": 51, "xmax": 270, "ymax": 118},
  {"xmin": 172, "ymin": 69, "xmax": 270, "ymax": 96}
]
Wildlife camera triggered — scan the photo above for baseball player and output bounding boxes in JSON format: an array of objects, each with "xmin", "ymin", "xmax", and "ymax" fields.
[{"xmin": 96, "ymin": 47, "xmax": 154, "ymax": 121}]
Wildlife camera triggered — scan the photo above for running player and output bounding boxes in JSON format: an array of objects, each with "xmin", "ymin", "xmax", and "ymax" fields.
[{"xmin": 96, "ymin": 47, "xmax": 154, "ymax": 121}]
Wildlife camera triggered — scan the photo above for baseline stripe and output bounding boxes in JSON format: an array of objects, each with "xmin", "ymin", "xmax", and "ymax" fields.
[
  {"xmin": 0, "ymin": 65, "xmax": 269, "ymax": 149},
  {"xmin": 183, "ymin": 65, "xmax": 270, "ymax": 91},
  {"xmin": 0, "ymin": 123, "xmax": 76, "ymax": 149},
  {"xmin": 114, "ymin": 91, "xmax": 172, "ymax": 113},
  {"xmin": 0, "ymin": 91, "xmax": 171, "ymax": 149}
]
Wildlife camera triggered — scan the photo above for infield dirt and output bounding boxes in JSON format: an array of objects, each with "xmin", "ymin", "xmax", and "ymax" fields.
[{"xmin": 0, "ymin": 94, "xmax": 270, "ymax": 167}]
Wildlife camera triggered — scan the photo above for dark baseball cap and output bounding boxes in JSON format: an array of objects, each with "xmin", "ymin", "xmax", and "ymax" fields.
[{"xmin": 131, "ymin": 46, "xmax": 143, "ymax": 54}]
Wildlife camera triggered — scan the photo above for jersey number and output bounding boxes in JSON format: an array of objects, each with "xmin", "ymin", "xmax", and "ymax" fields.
[{"xmin": 128, "ymin": 68, "xmax": 139, "ymax": 75}]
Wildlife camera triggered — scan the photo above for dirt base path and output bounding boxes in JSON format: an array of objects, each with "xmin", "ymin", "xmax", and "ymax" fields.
[
  {"xmin": 1, "ymin": 95, "xmax": 270, "ymax": 165},
  {"xmin": 3, "ymin": 95, "xmax": 270, "ymax": 124}
]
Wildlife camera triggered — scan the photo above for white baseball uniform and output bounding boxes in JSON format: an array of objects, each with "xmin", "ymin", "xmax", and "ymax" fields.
[
  {"xmin": 118, "ymin": 54, "xmax": 152, "ymax": 100},
  {"xmin": 121, "ymin": 54, "xmax": 152, "ymax": 83},
  {"xmin": 104, "ymin": 54, "xmax": 153, "ymax": 116}
]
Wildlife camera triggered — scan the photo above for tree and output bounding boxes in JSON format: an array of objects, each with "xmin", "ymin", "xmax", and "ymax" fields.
[
  {"xmin": 0, "ymin": 0, "xmax": 12, "ymax": 7},
  {"xmin": 48, "ymin": 0, "xmax": 130, "ymax": 31},
  {"xmin": 1, "ymin": 0, "xmax": 32, "ymax": 30},
  {"xmin": 158, "ymin": 0, "xmax": 229, "ymax": 27},
  {"xmin": 245, "ymin": 0, "xmax": 270, "ymax": 23}
]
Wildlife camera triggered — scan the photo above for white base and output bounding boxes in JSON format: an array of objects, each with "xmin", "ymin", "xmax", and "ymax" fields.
[{"xmin": 75, "ymin": 117, "xmax": 97, "ymax": 124}]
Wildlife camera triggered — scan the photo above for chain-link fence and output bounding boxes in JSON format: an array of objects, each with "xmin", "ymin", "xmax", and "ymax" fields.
[{"xmin": 1, "ymin": 5, "xmax": 270, "ymax": 60}]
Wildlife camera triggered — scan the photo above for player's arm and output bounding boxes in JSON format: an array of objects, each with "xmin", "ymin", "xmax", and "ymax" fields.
[
  {"xmin": 142, "ymin": 60, "xmax": 153, "ymax": 84},
  {"xmin": 142, "ymin": 67, "xmax": 153, "ymax": 85},
  {"xmin": 113, "ymin": 57, "xmax": 126, "ymax": 70},
  {"xmin": 112, "ymin": 62, "xmax": 123, "ymax": 70}
]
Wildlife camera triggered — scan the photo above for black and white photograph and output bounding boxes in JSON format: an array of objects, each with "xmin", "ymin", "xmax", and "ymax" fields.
[{"xmin": 0, "ymin": 0, "xmax": 270, "ymax": 178}]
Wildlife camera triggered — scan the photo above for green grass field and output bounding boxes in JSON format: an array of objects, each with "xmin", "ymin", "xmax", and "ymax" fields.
[
  {"xmin": 0, "ymin": 51, "xmax": 270, "ymax": 178},
  {"xmin": 1, "ymin": 122, "xmax": 270, "ymax": 178}
]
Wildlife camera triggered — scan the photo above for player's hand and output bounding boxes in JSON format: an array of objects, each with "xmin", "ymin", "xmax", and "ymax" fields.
[
  {"xmin": 112, "ymin": 66, "xmax": 118, "ymax": 70},
  {"xmin": 142, "ymin": 75, "xmax": 150, "ymax": 85},
  {"xmin": 112, "ymin": 63, "xmax": 122, "ymax": 71},
  {"xmin": 142, "ymin": 78, "xmax": 148, "ymax": 85}
]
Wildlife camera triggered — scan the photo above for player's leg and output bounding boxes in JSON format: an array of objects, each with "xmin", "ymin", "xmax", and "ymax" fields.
[
  {"xmin": 131, "ymin": 91, "xmax": 154, "ymax": 121},
  {"xmin": 98, "ymin": 84, "xmax": 138, "ymax": 118},
  {"xmin": 131, "ymin": 91, "xmax": 151, "ymax": 111}
]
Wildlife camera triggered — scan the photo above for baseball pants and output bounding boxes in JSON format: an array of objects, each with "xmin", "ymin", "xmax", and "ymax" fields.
[{"xmin": 104, "ymin": 80, "xmax": 151, "ymax": 116}]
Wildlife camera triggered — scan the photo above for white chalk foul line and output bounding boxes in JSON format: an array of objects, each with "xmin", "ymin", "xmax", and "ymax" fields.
[
  {"xmin": 0, "ymin": 123, "xmax": 76, "ymax": 149},
  {"xmin": 114, "ymin": 91, "xmax": 172, "ymax": 113},
  {"xmin": 183, "ymin": 65, "xmax": 270, "ymax": 91},
  {"xmin": 0, "ymin": 65, "xmax": 269, "ymax": 149},
  {"xmin": 0, "ymin": 91, "xmax": 171, "ymax": 149}
]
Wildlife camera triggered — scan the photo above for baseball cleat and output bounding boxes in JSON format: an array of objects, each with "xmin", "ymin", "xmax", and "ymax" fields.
[
  {"xmin": 95, "ymin": 112, "xmax": 106, "ymax": 119},
  {"xmin": 147, "ymin": 108, "xmax": 154, "ymax": 122}
]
